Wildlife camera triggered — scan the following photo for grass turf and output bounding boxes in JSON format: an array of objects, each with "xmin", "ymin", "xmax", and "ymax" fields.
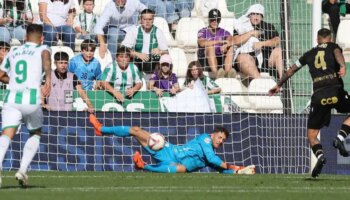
[{"xmin": 1, "ymin": 171, "xmax": 350, "ymax": 200}]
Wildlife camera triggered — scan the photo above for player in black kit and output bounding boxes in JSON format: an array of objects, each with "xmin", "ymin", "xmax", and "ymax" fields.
[{"xmin": 269, "ymin": 28, "xmax": 350, "ymax": 178}]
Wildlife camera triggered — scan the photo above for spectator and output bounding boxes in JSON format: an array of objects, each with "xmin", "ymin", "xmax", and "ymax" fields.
[
  {"xmin": 94, "ymin": 0, "xmax": 146, "ymax": 60},
  {"xmin": 68, "ymin": 39, "xmax": 102, "ymax": 90},
  {"xmin": 184, "ymin": 61, "xmax": 221, "ymax": 95},
  {"xmin": 148, "ymin": 54, "xmax": 179, "ymax": 97},
  {"xmin": 100, "ymin": 46, "xmax": 143, "ymax": 102},
  {"xmin": 166, "ymin": 0, "xmax": 194, "ymax": 33},
  {"xmin": 322, "ymin": 0, "xmax": 350, "ymax": 38},
  {"xmin": 43, "ymin": 51, "xmax": 94, "ymax": 112},
  {"xmin": 0, "ymin": 41, "xmax": 9, "ymax": 89},
  {"xmin": 73, "ymin": 0, "xmax": 98, "ymax": 41},
  {"xmin": 197, "ymin": 9, "xmax": 235, "ymax": 79},
  {"xmin": 232, "ymin": 4, "xmax": 283, "ymax": 80},
  {"xmin": 122, "ymin": 9, "xmax": 168, "ymax": 74},
  {"xmin": 0, "ymin": 0, "xmax": 33, "ymax": 44},
  {"xmin": 39, "ymin": 0, "xmax": 76, "ymax": 50}
]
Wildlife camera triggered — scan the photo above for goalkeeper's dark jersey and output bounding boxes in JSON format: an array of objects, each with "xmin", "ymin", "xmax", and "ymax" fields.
[{"xmin": 297, "ymin": 42, "xmax": 344, "ymax": 92}]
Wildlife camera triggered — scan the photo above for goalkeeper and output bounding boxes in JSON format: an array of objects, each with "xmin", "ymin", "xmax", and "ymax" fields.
[{"xmin": 89, "ymin": 114, "xmax": 255, "ymax": 174}]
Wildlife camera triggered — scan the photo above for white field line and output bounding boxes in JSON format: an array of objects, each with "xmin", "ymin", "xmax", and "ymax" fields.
[{"xmin": 1, "ymin": 186, "xmax": 350, "ymax": 193}]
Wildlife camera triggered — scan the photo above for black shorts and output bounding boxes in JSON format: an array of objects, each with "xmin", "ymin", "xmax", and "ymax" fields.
[
  {"xmin": 308, "ymin": 87, "xmax": 350, "ymax": 129},
  {"xmin": 134, "ymin": 58, "xmax": 159, "ymax": 74},
  {"xmin": 198, "ymin": 55, "xmax": 225, "ymax": 72}
]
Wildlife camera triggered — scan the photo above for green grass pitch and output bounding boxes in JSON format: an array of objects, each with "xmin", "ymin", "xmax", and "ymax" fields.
[{"xmin": 1, "ymin": 171, "xmax": 350, "ymax": 200}]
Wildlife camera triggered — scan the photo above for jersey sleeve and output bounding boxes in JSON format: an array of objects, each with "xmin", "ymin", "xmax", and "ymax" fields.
[
  {"xmin": 205, "ymin": 76, "xmax": 220, "ymax": 90},
  {"xmin": 296, "ymin": 51, "xmax": 309, "ymax": 68},
  {"xmin": 197, "ymin": 28, "xmax": 207, "ymax": 39},
  {"xmin": 68, "ymin": 57, "xmax": 76, "ymax": 73},
  {"xmin": 199, "ymin": 134, "xmax": 224, "ymax": 168},
  {"xmin": 95, "ymin": 61, "xmax": 102, "ymax": 80}
]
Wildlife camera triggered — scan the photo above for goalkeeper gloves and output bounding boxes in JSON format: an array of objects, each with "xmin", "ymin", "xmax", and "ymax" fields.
[{"xmin": 228, "ymin": 164, "xmax": 256, "ymax": 175}]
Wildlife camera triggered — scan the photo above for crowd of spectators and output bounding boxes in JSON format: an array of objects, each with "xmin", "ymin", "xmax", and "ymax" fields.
[{"xmin": 0, "ymin": 0, "xmax": 287, "ymax": 111}]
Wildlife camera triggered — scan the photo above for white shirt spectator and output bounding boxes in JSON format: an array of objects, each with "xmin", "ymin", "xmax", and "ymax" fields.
[
  {"xmin": 121, "ymin": 25, "xmax": 168, "ymax": 54},
  {"xmin": 39, "ymin": 0, "xmax": 75, "ymax": 27},
  {"xmin": 94, "ymin": 0, "xmax": 146, "ymax": 35}
]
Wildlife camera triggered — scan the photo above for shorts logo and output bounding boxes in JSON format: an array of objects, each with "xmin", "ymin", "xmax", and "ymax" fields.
[{"xmin": 321, "ymin": 96, "xmax": 338, "ymax": 105}]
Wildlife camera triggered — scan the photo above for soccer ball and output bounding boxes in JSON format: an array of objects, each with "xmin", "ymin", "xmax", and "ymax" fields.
[{"xmin": 147, "ymin": 133, "xmax": 165, "ymax": 151}]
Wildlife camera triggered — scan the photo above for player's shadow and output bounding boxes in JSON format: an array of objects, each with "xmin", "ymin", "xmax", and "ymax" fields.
[
  {"xmin": 304, "ymin": 177, "xmax": 349, "ymax": 182},
  {"xmin": 0, "ymin": 185, "xmax": 46, "ymax": 189}
]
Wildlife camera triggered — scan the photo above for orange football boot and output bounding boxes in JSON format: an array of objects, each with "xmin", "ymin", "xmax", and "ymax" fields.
[
  {"xmin": 133, "ymin": 151, "xmax": 146, "ymax": 169},
  {"xmin": 89, "ymin": 114, "xmax": 103, "ymax": 136}
]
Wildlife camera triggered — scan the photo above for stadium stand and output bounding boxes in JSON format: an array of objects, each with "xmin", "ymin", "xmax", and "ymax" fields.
[
  {"xmin": 215, "ymin": 77, "xmax": 250, "ymax": 110},
  {"xmin": 93, "ymin": 0, "xmax": 110, "ymax": 16},
  {"xmin": 168, "ymin": 47, "xmax": 188, "ymax": 78},
  {"xmin": 336, "ymin": 18, "xmax": 350, "ymax": 61},
  {"xmin": 175, "ymin": 17, "xmax": 205, "ymax": 48},
  {"xmin": 191, "ymin": 0, "xmax": 234, "ymax": 18},
  {"xmin": 153, "ymin": 17, "xmax": 178, "ymax": 47},
  {"xmin": 247, "ymin": 78, "xmax": 283, "ymax": 113}
]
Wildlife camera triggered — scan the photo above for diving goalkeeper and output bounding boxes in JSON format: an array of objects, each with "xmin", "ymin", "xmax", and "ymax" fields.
[{"xmin": 89, "ymin": 114, "xmax": 255, "ymax": 174}]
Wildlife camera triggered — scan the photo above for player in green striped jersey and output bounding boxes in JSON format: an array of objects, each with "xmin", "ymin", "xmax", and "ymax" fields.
[{"xmin": 0, "ymin": 24, "xmax": 51, "ymax": 187}]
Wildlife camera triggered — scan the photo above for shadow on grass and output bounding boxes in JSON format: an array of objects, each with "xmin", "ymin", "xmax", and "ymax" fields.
[{"xmin": 1, "ymin": 185, "xmax": 46, "ymax": 189}]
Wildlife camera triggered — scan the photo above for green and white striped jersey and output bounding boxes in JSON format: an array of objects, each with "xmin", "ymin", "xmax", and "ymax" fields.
[
  {"xmin": 0, "ymin": 42, "xmax": 50, "ymax": 105},
  {"xmin": 102, "ymin": 62, "xmax": 142, "ymax": 92}
]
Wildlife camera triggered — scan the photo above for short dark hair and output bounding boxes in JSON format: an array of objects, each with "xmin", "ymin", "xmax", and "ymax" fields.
[
  {"xmin": 83, "ymin": 0, "xmax": 94, "ymax": 4},
  {"xmin": 26, "ymin": 24, "xmax": 43, "ymax": 36},
  {"xmin": 54, "ymin": 51, "xmax": 69, "ymax": 61},
  {"xmin": 0, "ymin": 41, "xmax": 10, "ymax": 50},
  {"xmin": 140, "ymin": 8, "xmax": 155, "ymax": 17},
  {"xmin": 116, "ymin": 46, "xmax": 131, "ymax": 57},
  {"xmin": 213, "ymin": 126, "xmax": 229, "ymax": 138},
  {"xmin": 317, "ymin": 28, "xmax": 332, "ymax": 38},
  {"xmin": 81, "ymin": 39, "xmax": 96, "ymax": 51}
]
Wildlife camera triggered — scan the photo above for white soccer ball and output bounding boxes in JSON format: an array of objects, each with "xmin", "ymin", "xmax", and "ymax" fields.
[{"xmin": 147, "ymin": 133, "xmax": 165, "ymax": 151}]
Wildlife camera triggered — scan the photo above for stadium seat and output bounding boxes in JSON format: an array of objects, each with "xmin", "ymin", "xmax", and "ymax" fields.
[
  {"xmin": 219, "ymin": 17, "xmax": 235, "ymax": 35},
  {"xmin": 30, "ymin": 0, "xmax": 41, "ymax": 24},
  {"xmin": 191, "ymin": 0, "xmax": 234, "ymax": 18},
  {"xmin": 140, "ymin": 78, "xmax": 148, "ymax": 91},
  {"xmin": 168, "ymin": 48, "xmax": 188, "ymax": 77},
  {"xmin": 93, "ymin": 0, "xmax": 109, "ymax": 16},
  {"xmin": 50, "ymin": 46, "xmax": 75, "ymax": 70},
  {"xmin": 247, "ymin": 78, "xmax": 283, "ymax": 113},
  {"xmin": 177, "ymin": 77, "xmax": 186, "ymax": 88},
  {"xmin": 336, "ymin": 19, "xmax": 350, "ymax": 50},
  {"xmin": 74, "ymin": 0, "xmax": 82, "ymax": 14},
  {"xmin": 175, "ymin": 17, "xmax": 205, "ymax": 48},
  {"xmin": 153, "ymin": 17, "xmax": 177, "ymax": 47},
  {"xmin": 215, "ymin": 78, "xmax": 250, "ymax": 109},
  {"xmin": 94, "ymin": 47, "xmax": 113, "ymax": 73}
]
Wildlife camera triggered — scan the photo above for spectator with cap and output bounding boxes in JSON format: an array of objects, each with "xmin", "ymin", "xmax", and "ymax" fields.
[
  {"xmin": 148, "ymin": 54, "xmax": 180, "ymax": 97},
  {"xmin": 232, "ymin": 4, "xmax": 283, "ymax": 80},
  {"xmin": 94, "ymin": 0, "xmax": 146, "ymax": 60},
  {"xmin": 197, "ymin": 9, "xmax": 235, "ymax": 79}
]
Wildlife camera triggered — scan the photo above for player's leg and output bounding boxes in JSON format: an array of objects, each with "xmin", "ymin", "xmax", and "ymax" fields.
[
  {"xmin": 15, "ymin": 105, "xmax": 43, "ymax": 187},
  {"xmin": 333, "ymin": 91, "xmax": 350, "ymax": 156},
  {"xmin": 0, "ymin": 105, "xmax": 22, "ymax": 187},
  {"xmin": 307, "ymin": 103, "xmax": 329, "ymax": 177}
]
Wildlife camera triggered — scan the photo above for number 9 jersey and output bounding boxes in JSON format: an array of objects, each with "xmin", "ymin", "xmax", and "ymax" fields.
[
  {"xmin": 0, "ymin": 43, "xmax": 51, "ymax": 105},
  {"xmin": 0, "ymin": 43, "xmax": 51, "ymax": 131}
]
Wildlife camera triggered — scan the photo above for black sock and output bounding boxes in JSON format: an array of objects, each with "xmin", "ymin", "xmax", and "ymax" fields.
[
  {"xmin": 338, "ymin": 124, "xmax": 350, "ymax": 140},
  {"xmin": 312, "ymin": 144, "xmax": 324, "ymax": 159}
]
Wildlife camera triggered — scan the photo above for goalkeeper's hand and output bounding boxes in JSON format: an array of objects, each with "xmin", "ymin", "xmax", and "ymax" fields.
[{"xmin": 228, "ymin": 164, "xmax": 256, "ymax": 175}]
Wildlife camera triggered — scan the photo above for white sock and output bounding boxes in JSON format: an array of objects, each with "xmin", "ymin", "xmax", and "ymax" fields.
[
  {"xmin": 337, "ymin": 134, "xmax": 345, "ymax": 142},
  {"xmin": 19, "ymin": 135, "xmax": 40, "ymax": 174},
  {"xmin": 0, "ymin": 135, "xmax": 11, "ymax": 170}
]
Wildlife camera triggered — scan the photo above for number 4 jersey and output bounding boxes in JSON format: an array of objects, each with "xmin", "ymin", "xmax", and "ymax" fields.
[
  {"xmin": 0, "ymin": 42, "xmax": 51, "ymax": 105},
  {"xmin": 295, "ymin": 42, "xmax": 344, "ymax": 92}
]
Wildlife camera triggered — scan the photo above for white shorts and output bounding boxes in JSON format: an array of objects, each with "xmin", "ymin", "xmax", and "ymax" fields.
[{"xmin": 1, "ymin": 103, "xmax": 43, "ymax": 132}]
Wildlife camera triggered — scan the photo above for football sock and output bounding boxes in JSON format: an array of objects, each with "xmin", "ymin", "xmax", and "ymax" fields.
[
  {"xmin": 101, "ymin": 126, "xmax": 130, "ymax": 137},
  {"xmin": 144, "ymin": 164, "xmax": 177, "ymax": 173},
  {"xmin": 337, "ymin": 124, "xmax": 350, "ymax": 141},
  {"xmin": 312, "ymin": 143, "xmax": 324, "ymax": 159},
  {"xmin": 221, "ymin": 169, "xmax": 235, "ymax": 174},
  {"xmin": 0, "ymin": 135, "xmax": 11, "ymax": 170},
  {"xmin": 18, "ymin": 135, "xmax": 40, "ymax": 174}
]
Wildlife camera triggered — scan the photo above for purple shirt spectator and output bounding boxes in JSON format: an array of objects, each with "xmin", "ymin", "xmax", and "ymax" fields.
[
  {"xmin": 150, "ymin": 72, "xmax": 178, "ymax": 91},
  {"xmin": 197, "ymin": 27, "xmax": 231, "ymax": 58}
]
